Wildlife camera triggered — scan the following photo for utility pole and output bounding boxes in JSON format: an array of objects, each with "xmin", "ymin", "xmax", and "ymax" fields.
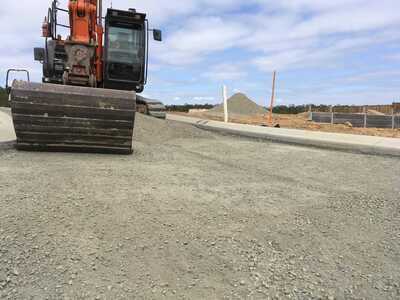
[{"xmin": 268, "ymin": 71, "xmax": 277, "ymax": 126}]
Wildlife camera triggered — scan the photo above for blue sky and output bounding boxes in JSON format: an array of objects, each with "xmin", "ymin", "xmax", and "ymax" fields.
[{"xmin": 1, "ymin": 0, "xmax": 400, "ymax": 106}]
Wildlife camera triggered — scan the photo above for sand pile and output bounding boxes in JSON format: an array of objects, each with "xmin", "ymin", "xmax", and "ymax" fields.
[{"xmin": 206, "ymin": 93, "xmax": 267, "ymax": 117}]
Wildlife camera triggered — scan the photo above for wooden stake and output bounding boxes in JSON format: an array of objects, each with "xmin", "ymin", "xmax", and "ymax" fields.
[
  {"xmin": 223, "ymin": 85, "xmax": 228, "ymax": 123},
  {"xmin": 268, "ymin": 71, "xmax": 276, "ymax": 125}
]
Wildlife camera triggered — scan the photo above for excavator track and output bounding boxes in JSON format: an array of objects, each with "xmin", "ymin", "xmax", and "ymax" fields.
[
  {"xmin": 136, "ymin": 95, "xmax": 166, "ymax": 119},
  {"xmin": 10, "ymin": 81, "xmax": 136, "ymax": 154}
]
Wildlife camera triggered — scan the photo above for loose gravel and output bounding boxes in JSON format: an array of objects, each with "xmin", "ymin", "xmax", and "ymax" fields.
[{"xmin": 0, "ymin": 114, "xmax": 399, "ymax": 299}]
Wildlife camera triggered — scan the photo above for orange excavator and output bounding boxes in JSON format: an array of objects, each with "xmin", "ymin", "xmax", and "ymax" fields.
[{"xmin": 6, "ymin": 0, "xmax": 164, "ymax": 154}]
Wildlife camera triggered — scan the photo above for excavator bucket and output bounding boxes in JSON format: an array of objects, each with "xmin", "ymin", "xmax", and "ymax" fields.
[{"xmin": 10, "ymin": 81, "xmax": 136, "ymax": 154}]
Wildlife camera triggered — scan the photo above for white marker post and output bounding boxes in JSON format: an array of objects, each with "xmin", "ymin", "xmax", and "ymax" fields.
[{"xmin": 223, "ymin": 85, "xmax": 228, "ymax": 123}]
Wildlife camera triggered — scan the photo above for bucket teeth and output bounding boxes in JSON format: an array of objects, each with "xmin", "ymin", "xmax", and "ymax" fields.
[{"xmin": 10, "ymin": 81, "xmax": 136, "ymax": 154}]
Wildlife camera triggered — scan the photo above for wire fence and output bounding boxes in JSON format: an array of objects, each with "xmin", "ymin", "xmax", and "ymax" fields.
[{"xmin": 310, "ymin": 112, "xmax": 400, "ymax": 129}]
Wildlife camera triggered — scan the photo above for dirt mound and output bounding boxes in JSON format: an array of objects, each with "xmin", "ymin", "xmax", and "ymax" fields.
[
  {"xmin": 206, "ymin": 93, "xmax": 267, "ymax": 117},
  {"xmin": 297, "ymin": 112, "xmax": 311, "ymax": 119},
  {"xmin": 367, "ymin": 109, "xmax": 386, "ymax": 116}
]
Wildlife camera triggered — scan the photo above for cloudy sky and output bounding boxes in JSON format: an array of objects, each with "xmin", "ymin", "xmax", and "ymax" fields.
[{"xmin": 1, "ymin": 0, "xmax": 399, "ymax": 106}]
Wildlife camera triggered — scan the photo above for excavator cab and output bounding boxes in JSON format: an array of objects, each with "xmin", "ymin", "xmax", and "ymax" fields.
[{"xmin": 104, "ymin": 8, "xmax": 161, "ymax": 93}]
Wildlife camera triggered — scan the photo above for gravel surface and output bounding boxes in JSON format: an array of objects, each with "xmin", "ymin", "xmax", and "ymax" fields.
[
  {"xmin": 0, "ymin": 114, "xmax": 399, "ymax": 299},
  {"xmin": 0, "ymin": 107, "xmax": 11, "ymax": 116}
]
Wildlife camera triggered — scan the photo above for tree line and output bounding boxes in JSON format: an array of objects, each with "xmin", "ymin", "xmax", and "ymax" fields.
[
  {"xmin": 272, "ymin": 104, "xmax": 332, "ymax": 114},
  {"xmin": 166, "ymin": 104, "xmax": 215, "ymax": 112},
  {"xmin": 166, "ymin": 103, "xmax": 333, "ymax": 114}
]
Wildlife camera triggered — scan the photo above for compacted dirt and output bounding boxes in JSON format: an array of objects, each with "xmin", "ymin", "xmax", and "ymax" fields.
[{"xmin": 0, "ymin": 114, "xmax": 399, "ymax": 299}]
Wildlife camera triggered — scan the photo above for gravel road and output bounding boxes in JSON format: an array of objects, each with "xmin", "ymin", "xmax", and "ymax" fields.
[
  {"xmin": 0, "ymin": 114, "xmax": 399, "ymax": 299},
  {"xmin": 0, "ymin": 107, "xmax": 10, "ymax": 116}
]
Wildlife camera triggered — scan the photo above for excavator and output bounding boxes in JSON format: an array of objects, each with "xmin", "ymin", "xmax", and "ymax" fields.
[{"xmin": 6, "ymin": 0, "xmax": 165, "ymax": 154}]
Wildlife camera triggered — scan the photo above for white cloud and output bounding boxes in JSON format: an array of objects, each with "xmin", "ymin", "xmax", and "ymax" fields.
[
  {"xmin": 193, "ymin": 96, "xmax": 215, "ymax": 102},
  {"xmin": 385, "ymin": 53, "xmax": 400, "ymax": 61},
  {"xmin": 1, "ymin": 0, "xmax": 399, "ymax": 105},
  {"xmin": 202, "ymin": 63, "xmax": 247, "ymax": 81},
  {"xmin": 152, "ymin": 16, "xmax": 249, "ymax": 65},
  {"xmin": 342, "ymin": 70, "xmax": 400, "ymax": 83},
  {"xmin": 2, "ymin": 0, "xmax": 400, "ymax": 73}
]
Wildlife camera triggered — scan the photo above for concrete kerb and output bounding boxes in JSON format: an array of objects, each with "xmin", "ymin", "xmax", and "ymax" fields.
[
  {"xmin": 197, "ymin": 123, "xmax": 400, "ymax": 157},
  {"xmin": 167, "ymin": 114, "xmax": 400, "ymax": 158}
]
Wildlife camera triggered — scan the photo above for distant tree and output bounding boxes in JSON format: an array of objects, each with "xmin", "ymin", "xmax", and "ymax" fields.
[
  {"xmin": 166, "ymin": 103, "xmax": 336, "ymax": 114},
  {"xmin": 0, "ymin": 87, "xmax": 9, "ymax": 107},
  {"xmin": 272, "ymin": 104, "xmax": 309, "ymax": 114},
  {"xmin": 166, "ymin": 103, "xmax": 215, "ymax": 112}
]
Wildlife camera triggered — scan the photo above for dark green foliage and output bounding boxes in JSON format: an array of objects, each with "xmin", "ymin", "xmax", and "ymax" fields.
[
  {"xmin": 167, "ymin": 103, "xmax": 335, "ymax": 114},
  {"xmin": 166, "ymin": 103, "xmax": 215, "ymax": 112},
  {"xmin": 0, "ymin": 87, "xmax": 10, "ymax": 107},
  {"xmin": 273, "ymin": 104, "xmax": 331, "ymax": 114},
  {"xmin": 273, "ymin": 105, "xmax": 308, "ymax": 114}
]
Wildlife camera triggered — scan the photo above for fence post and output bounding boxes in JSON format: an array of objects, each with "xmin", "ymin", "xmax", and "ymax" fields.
[
  {"xmin": 330, "ymin": 106, "xmax": 334, "ymax": 125},
  {"xmin": 223, "ymin": 85, "xmax": 228, "ymax": 123},
  {"xmin": 392, "ymin": 108, "xmax": 395, "ymax": 130},
  {"xmin": 363, "ymin": 106, "xmax": 367, "ymax": 128}
]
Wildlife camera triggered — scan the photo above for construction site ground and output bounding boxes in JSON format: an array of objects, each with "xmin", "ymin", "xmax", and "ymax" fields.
[
  {"xmin": 177, "ymin": 111, "xmax": 400, "ymax": 139},
  {"xmin": 0, "ymin": 114, "xmax": 399, "ymax": 299}
]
